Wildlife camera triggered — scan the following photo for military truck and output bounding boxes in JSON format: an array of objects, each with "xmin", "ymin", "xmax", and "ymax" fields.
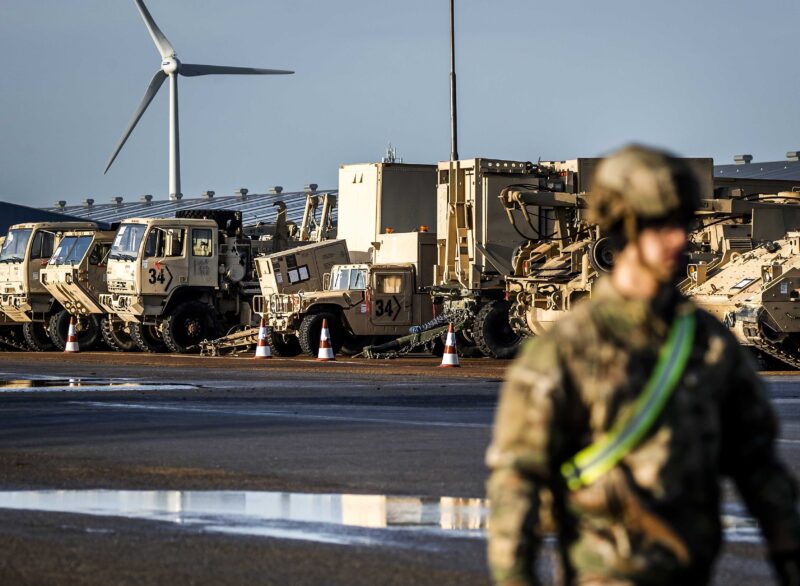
[
  {"xmin": 39, "ymin": 227, "xmax": 137, "ymax": 351},
  {"xmin": 260, "ymin": 231, "xmax": 437, "ymax": 357},
  {"xmin": 99, "ymin": 210, "xmax": 281, "ymax": 353},
  {"xmin": 0, "ymin": 221, "xmax": 99, "ymax": 350},
  {"xmin": 431, "ymin": 156, "xmax": 715, "ymax": 358}
]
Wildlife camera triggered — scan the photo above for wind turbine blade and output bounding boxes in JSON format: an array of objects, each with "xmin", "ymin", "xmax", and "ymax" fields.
[
  {"xmin": 104, "ymin": 70, "xmax": 168, "ymax": 174},
  {"xmin": 133, "ymin": 0, "xmax": 175, "ymax": 58},
  {"xmin": 179, "ymin": 64, "xmax": 294, "ymax": 77}
]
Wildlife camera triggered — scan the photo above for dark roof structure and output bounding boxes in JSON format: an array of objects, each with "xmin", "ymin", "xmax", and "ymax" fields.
[
  {"xmin": 41, "ymin": 189, "xmax": 338, "ymax": 228},
  {"xmin": 715, "ymin": 160, "xmax": 800, "ymax": 182},
  {"xmin": 0, "ymin": 201, "xmax": 108, "ymax": 235}
]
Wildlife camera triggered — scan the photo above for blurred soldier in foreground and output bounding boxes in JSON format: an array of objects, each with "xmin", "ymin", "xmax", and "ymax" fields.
[{"xmin": 486, "ymin": 144, "xmax": 800, "ymax": 585}]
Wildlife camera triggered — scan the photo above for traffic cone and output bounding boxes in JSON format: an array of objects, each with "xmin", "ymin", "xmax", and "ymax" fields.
[
  {"xmin": 316, "ymin": 318, "xmax": 335, "ymax": 361},
  {"xmin": 439, "ymin": 323, "xmax": 460, "ymax": 367},
  {"xmin": 255, "ymin": 318, "xmax": 272, "ymax": 359},
  {"xmin": 65, "ymin": 316, "xmax": 80, "ymax": 353}
]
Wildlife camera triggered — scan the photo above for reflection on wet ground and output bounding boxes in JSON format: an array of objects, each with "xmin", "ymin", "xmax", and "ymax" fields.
[
  {"xmin": 0, "ymin": 375, "xmax": 196, "ymax": 393},
  {"xmin": 0, "ymin": 490, "xmax": 761, "ymax": 546}
]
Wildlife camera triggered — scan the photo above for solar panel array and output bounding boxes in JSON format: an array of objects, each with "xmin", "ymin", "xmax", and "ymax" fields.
[{"xmin": 43, "ymin": 189, "xmax": 338, "ymax": 228}]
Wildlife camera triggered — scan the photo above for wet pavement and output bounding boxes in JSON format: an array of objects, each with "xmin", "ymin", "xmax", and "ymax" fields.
[{"xmin": 0, "ymin": 353, "xmax": 795, "ymax": 585}]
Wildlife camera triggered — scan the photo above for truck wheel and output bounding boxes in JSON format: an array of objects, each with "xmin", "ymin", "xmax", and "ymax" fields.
[
  {"xmin": 298, "ymin": 312, "xmax": 344, "ymax": 357},
  {"xmin": 474, "ymin": 300, "xmax": 522, "ymax": 359},
  {"xmin": 22, "ymin": 322, "xmax": 55, "ymax": 352},
  {"xmin": 265, "ymin": 328, "xmax": 302, "ymax": 357},
  {"xmin": 162, "ymin": 301, "xmax": 216, "ymax": 354},
  {"xmin": 100, "ymin": 316, "xmax": 138, "ymax": 352},
  {"xmin": 48, "ymin": 310, "xmax": 101, "ymax": 351},
  {"xmin": 129, "ymin": 323, "xmax": 167, "ymax": 353}
]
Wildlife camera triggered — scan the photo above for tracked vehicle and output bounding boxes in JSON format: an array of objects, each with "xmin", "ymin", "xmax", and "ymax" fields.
[
  {"xmin": 682, "ymin": 193, "xmax": 800, "ymax": 368},
  {"xmin": 0, "ymin": 221, "xmax": 99, "ymax": 350},
  {"xmin": 40, "ymin": 227, "xmax": 136, "ymax": 351}
]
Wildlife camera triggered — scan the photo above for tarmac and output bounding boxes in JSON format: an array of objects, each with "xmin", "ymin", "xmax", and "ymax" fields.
[{"xmin": 0, "ymin": 352, "xmax": 796, "ymax": 585}]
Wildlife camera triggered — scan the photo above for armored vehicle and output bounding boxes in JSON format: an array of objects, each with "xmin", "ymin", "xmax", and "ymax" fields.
[
  {"xmin": 99, "ymin": 210, "xmax": 278, "ymax": 353},
  {"xmin": 261, "ymin": 231, "xmax": 437, "ymax": 357},
  {"xmin": 0, "ymin": 221, "xmax": 99, "ymax": 350},
  {"xmin": 40, "ymin": 227, "xmax": 136, "ymax": 351},
  {"xmin": 682, "ymin": 194, "xmax": 800, "ymax": 368}
]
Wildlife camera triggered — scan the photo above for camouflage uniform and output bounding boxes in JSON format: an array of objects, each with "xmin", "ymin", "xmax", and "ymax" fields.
[{"xmin": 486, "ymin": 277, "xmax": 800, "ymax": 585}]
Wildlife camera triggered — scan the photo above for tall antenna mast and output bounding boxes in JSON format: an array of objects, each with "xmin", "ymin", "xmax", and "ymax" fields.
[{"xmin": 449, "ymin": 0, "xmax": 459, "ymax": 161}]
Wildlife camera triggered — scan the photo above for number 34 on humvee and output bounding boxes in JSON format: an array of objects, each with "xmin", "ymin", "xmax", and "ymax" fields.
[{"xmin": 254, "ymin": 232, "xmax": 437, "ymax": 357}]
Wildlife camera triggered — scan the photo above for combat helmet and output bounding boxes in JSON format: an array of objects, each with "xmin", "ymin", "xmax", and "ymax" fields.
[{"xmin": 588, "ymin": 144, "xmax": 701, "ymax": 242}]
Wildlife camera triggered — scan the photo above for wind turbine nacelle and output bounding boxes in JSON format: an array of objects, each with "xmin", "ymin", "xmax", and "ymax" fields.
[{"xmin": 161, "ymin": 57, "xmax": 180, "ymax": 74}]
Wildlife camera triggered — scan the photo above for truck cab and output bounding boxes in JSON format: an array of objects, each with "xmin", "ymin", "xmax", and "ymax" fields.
[{"xmin": 0, "ymin": 221, "xmax": 98, "ymax": 350}]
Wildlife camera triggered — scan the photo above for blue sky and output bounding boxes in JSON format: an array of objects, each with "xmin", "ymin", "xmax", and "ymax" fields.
[{"xmin": 2, "ymin": 1, "xmax": 799, "ymax": 207}]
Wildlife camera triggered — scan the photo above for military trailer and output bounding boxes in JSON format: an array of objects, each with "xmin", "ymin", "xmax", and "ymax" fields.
[
  {"xmin": 0, "ymin": 221, "xmax": 99, "ymax": 350},
  {"xmin": 99, "ymin": 210, "xmax": 272, "ymax": 353},
  {"xmin": 251, "ymin": 239, "xmax": 350, "ymax": 355},
  {"xmin": 261, "ymin": 231, "xmax": 437, "ymax": 357},
  {"xmin": 40, "ymin": 227, "xmax": 136, "ymax": 351}
]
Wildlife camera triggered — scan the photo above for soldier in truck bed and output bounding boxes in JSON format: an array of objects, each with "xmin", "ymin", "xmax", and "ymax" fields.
[{"xmin": 486, "ymin": 144, "xmax": 800, "ymax": 585}]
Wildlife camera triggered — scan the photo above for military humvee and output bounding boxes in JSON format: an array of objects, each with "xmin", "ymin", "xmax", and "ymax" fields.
[
  {"xmin": 262, "ymin": 232, "xmax": 437, "ymax": 357},
  {"xmin": 40, "ymin": 227, "xmax": 136, "ymax": 351},
  {"xmin": 251, "ymin": 239, "xmax": 350, "ymax": 355},
  {"xmin": 0, "ymin": 221, "xmax": 99, "ymax": 350}
]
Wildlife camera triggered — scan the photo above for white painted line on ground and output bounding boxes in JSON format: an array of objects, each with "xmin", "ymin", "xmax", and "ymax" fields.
[{"xmin": 76, "ymin": 402, "xmax": 492, "ymax": 429}]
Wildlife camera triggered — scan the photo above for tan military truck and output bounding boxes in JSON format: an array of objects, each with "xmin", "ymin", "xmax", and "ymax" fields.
[
  {"xmin": 39, "ymin": 227, "xmax": 137, "ymax": 351},
  {"xmin": 0, "ymin": 221, "xmax": 99, "ymax": 350},
  {"xmin": 261, "ymin": 231, "xmax": 437, "ymax": 357},
  {"xmin": 99, "ymin": 209, "xmax": 286, "ymax": 353}
]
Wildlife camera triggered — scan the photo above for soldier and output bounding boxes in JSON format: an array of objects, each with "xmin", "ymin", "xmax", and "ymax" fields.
[{"xmin": 486, "ymin": 144, "xmax": 800, "ymax": 585}]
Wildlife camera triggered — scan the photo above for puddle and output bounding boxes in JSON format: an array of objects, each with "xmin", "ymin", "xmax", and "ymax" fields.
[
  {"xmin": 0, "ymin": 490, "xmax": 486, "ymax": 546},
  {"xmin": 0, "ymin": 490, "xmax": 761, "ymax": 546},
  {"xmin": 0, "ymin": 377, "xmax": 197, "ymax": 393}
]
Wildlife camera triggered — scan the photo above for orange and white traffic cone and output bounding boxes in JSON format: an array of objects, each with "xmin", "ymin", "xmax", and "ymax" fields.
[
  {"xmin": 316, "ymin": 318, "xmax": 335, "ymax": 361},
  {"xmin": 439, "ymin": 323, "xmax": 459, "ymax": 367},
  {"xmin": 65, "ymin": 316, "xmax": 80, "ymax": 353},
  {"xmin": 255, "ymin": 318, "xmax": 272, "ymax": 359}
]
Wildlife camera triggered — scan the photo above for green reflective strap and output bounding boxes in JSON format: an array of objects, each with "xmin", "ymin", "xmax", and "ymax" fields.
[{"xmin": 561, "ymin": 311, "xmax": 696, "ymax": 491}]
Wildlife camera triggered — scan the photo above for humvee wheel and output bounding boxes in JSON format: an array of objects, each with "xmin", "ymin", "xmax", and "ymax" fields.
[
  {"xmin": 22, "ymin": 322, "xmax": 55, "ymax": 352},
  {"xmin": 129, "ymin": 322, "xmax": 168, "ymax": 353},
  {"xmin": 298, "ymin": 312, "xmax": 344, "ymax": 357},
  {"xmin": 474, "ymin": 300, "xmax": 522, "ymax": 359},
  {"xmin": 162, "ymin": 301, "xmax": 216, "ymax": 354},
  {"xmin": 100, "ymin": 316, "xmax": 138, "ymax": 352},
  {"xmin": 265, "ymin": 328, "xmax": 302, "ymax": 357},
  {"xmin": 48, "ymin": 310, "xmax": 101, "ymax": 351}
]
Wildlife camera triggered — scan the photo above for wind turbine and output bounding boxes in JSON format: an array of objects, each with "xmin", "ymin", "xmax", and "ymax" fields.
[{"xmin": 105, "ymin": 0, "xmax": 294, "ymax": 199}]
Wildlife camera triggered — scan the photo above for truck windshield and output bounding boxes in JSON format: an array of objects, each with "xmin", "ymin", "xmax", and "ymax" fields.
[
  {"xmin": 50, "ymin": 236, "xmax": 93, "ymax": 265},
  {"xmin": 110, "ymin": 224, "xmax": 146, "ymax": 261},
  {"xmin": 0, "ymin": 229, "xmax": 32, "ymax": 263},
  {"xmin": 330, "ymin": 268, "xmax": 367, "ymax": 290}
]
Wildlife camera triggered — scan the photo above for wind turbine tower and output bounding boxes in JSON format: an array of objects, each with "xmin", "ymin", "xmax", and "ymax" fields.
[{"xmin": 105, "ymin": 0, "xmax": 294, "ymax": 199}]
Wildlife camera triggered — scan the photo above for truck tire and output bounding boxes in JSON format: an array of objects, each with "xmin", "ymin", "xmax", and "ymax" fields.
[
  {"xmin": 474, "ymin": 300, "xmax": 522, "ymax": 359},
  {"xmin": 48, "ymin": 310, "xmax": 101, "ymax": 351},
  {"xmin": 22, "ymin": 322, "xmax": 55, "ymax": 352},
  {"xmin": 298, "ymin": 312, "xmax": 344, "ymax": 357},
  {"xmin": 265, "ymin": 328, "xmax": 302, "ymax": 357},
  {"xmin": 100, "ymin": 316, "xmax": 138, "ymax": 352},
  {"xmin": 129, "ymin": 322, "xmax": 167, "ymax": 353},
  {"xmin": 162, "ymin": 301, "xmax": 217, "ymax": 354}
]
